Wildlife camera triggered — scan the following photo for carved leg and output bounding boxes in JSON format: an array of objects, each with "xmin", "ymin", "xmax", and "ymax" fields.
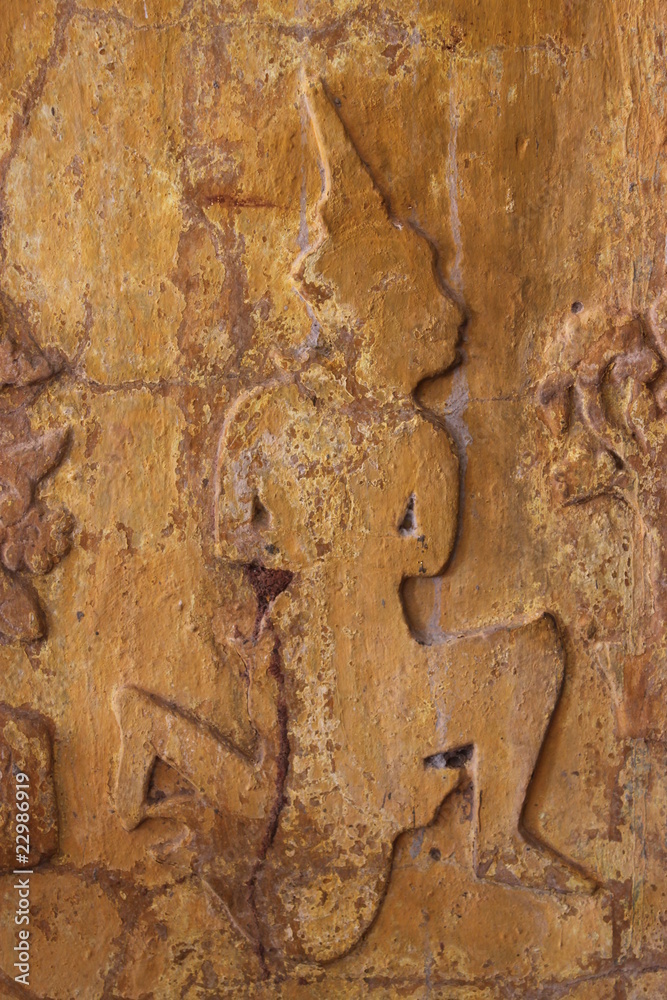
[
  {"xmin": 430, "ymin": 615, "xmax": 597, "ymax": 894},
  {"xmin": 112, "ymin": 630, "xmax": 280, "ymax": 831},
  {"xmin": 113, "ymin": 685, "xmax": 161, "ymax": 830},
  {"xmin": 111, "ymin": 629, "xmax": 286, "ymax": 947}
]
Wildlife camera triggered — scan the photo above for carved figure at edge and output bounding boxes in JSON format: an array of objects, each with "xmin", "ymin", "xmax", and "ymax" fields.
[
  {"xmin": 538, "ymin": 301, "xmax": 667, "ymax": 742},
  {"xmin": 0, "ymin": 292, "xmax": 72, "ymax": 643},
  {"xmin": 0, "ymin": 295, "xmax": 70, "ymax": 875},
  {"xmin": 113, "ymin": 80, "xmax": 597, "ymax": 964}
]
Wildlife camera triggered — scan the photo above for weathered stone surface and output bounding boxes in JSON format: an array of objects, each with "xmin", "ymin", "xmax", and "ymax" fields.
[{"xmin": 0, "ymin": 0, "xmax": 666, "ymax": 996}]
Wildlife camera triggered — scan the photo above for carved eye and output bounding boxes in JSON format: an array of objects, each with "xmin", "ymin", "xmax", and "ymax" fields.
[{"xmin": 398, "ymin": 494, "xmax": 417, "ymax": 535}]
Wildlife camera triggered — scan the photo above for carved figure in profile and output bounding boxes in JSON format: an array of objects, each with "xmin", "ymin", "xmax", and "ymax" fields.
[{"xmin": 113, "ymin": 80, "xmax": 596, "ymax": 964}]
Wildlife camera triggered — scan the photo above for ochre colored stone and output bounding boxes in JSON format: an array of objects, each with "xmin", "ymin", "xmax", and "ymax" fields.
[{"xmin": 0, "ymin": 1, "xmax": 666, "ymax": 996}]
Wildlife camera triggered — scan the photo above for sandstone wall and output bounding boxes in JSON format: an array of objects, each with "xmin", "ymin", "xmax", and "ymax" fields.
[{"xmin": 0, "ymin": 2, "xmax": 666, "ymax": 997}]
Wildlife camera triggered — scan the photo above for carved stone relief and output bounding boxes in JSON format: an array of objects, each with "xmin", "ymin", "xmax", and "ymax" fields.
[
  {"xmin": 0, "ymin": 2, "xmax": 666, "ymax": 998},
  {"xmin": 538, "ymin": 303, "xmax": 667, "ymax": 741},
  {"xmin": 113, "ymin": 84, "xmax": 597, "ymax": 965},
  {"xmin": 0, "ymin": 294, "xmax": 72, "ymax": 643}
]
